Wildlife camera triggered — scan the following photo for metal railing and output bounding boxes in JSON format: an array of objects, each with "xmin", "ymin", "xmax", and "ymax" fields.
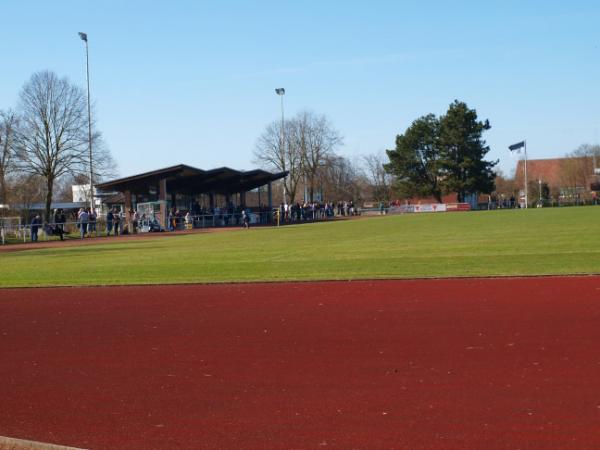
[
  {"xmin": 0, "ymin": 208, "xmax": 347, "ymax": 245},
  {"xmin": 1, "ymin": 220, "xmax": 105, "ymax": 244},
  {"xmin": 165, "ymin": 209, "xmax": 338, "ymax": 230}
]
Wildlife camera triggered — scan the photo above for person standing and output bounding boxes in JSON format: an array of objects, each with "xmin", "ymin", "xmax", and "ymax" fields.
[
  {"xmin": 53, "ymin": 209, "xmax": 65, "ymax": 241},
  {"xmin": 132, "ymin": 210, "xmax": 139, "ymax": 234},
  {"xmin": 31, "ymin": 214, "xmax": 41, "ymax": 242},
  {"xmin": 113, "ymin": 209, "xmax": 120, "ymax": 236},
  {"xmin": 78, "ymin": 208, "xmax": 89, "ymax": 239},
  {"xmin": 118, "ymin": 210, "xmax": 124, "ymax": 235},
  {"xmin": 89, "ymin": 208, "xmax": 97, "ymax": 236},
  {"xmin": 106, "ymin": 209, "xmax": 113, "ymax": 236},
  {"xmin": 242, "ymin": 209, "xmax": 250, "ymax": 229}
]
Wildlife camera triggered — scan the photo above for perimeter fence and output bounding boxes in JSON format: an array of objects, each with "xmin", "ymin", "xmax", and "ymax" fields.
[{"xmin": 0, "ymin": 210, "xmax": 341, "ymax": 245}]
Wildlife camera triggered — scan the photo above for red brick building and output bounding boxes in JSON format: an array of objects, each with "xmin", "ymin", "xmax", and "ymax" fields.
[{"xmin": 513, "ymin": 156, "xmax": 598, "ymax": 202}]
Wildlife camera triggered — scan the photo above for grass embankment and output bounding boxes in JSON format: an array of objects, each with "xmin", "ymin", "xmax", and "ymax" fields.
[{"xmin": 1, "ymin": 207, "xmax": 600, "ymax": 287}]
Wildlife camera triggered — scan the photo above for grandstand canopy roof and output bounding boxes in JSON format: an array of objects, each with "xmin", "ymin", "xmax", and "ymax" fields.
[{"xmin": 96, "ymin": 164, "xmax": 287, "ymax": 195}]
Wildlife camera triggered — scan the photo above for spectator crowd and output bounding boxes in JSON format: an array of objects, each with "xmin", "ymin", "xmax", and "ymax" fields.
[{"xmin": 19, "ymin": 199, "xmax": 360, "ymax": 243}]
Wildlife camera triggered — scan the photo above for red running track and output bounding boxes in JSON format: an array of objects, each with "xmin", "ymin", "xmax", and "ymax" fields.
[{"xmin": 1, "ymin": 277, "xmax": 600, "ymax": 449}]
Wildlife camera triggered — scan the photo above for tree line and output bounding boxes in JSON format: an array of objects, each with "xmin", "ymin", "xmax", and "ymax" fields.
[
  {"xmin": 254, "ymin": 101, "xmax": 498, "ymax": 207},
  {"xmin": 0, "ymin": 70, "xmax": 115, "ymax": 221},
  {"xmin": 253, "ymin": 110, "xmax": 394, "ymax": 205},
  {"xmin": 11, "ymin": 75, "xmax": 581, "ymax": 218}
]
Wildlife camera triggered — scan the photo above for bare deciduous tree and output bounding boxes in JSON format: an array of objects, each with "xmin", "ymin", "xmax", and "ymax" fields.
[
  {"xmin": 571, "ymin": 143, "xmax": 600, "ymax": 163},
  {"xmin": 559, "ymin": 144, "xmax": 598, "ymax": 192},
  {"xmin": 15, "ymin": 71, "xmax": 90, "ymax": 221},
  {"xmin": 11, "ymin": 174, "xmax": 46, "ymax": 220},
  {"xmin": 320, "ymin": 155, "xmax": 365, "ymax": 202},
  {"xmin": 493, "ymin": 169, "xmax": 518, "ymax": 198},
  {"xmin": 363, "ymin": 152, "xmax": 394, "ymax": 203},
  {"xmin": 253, "ymin": 120, "xmax": 303, "ymax": 203},
  {"xmin": 0, "ymin": 110, "xmax": 17, "ymax": 205},
  {"xmin": 255, "ymin": 111, "xmax": 344, "ymax": 203},
  {"xmin": 299, "ymin": 111, "xmax": 343, "ymax": 202},
  {"xmin": 91, "ymin": 133, "xmax": 118, "ymax": 182}
]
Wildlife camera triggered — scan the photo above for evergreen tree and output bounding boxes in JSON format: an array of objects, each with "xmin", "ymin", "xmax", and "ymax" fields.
[
  {"xmin": 438, "ymin": 101, "xmax": 497, "ymax": 202},
  {"xmin": 385, "ymin": 114, "xmax": 442, "ymax": 202}
]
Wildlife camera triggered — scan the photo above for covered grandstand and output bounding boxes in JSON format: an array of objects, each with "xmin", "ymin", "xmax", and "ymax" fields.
[{"xmin": 96, "ymin": 164, "xmax": 288, "ymax": 228}]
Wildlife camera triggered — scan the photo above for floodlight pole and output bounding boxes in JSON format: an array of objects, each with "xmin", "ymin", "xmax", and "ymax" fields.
[
  {"xmin": 79, "ymin": 32, "xmax": 94, "ymax": 212},
  {"xmin": 275, "ymin": 88, "xmax": 287, "ymax": 204}
]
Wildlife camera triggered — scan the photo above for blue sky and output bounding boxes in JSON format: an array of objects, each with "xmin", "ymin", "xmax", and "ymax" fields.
[{"xmin": 1, "ymin": 0, "xmax": 599, "ymax": 179}]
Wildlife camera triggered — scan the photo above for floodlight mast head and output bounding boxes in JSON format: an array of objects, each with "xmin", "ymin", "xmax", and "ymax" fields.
[
  {"xmin": 78, "ymin": 32, "xmax": 88, "ymax": 42},
  {"xmin": 275, "ymin": 88, "xmax": 285, "ymax": 96}
]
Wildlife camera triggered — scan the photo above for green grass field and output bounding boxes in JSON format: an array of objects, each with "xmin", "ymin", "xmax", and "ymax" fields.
[{"xmin": 2, "ymin": 207, "xmax": 600, "ymax": 288}]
